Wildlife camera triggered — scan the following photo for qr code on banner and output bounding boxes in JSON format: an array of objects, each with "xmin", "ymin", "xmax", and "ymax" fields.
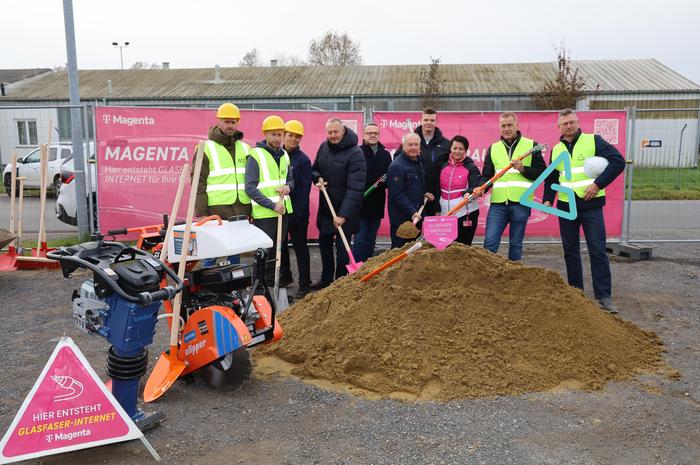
[{"xmin": 593, "ymin": 119, "xmax": 619, "ymax": 144}]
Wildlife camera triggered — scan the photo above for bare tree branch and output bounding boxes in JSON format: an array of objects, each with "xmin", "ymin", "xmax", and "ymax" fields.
[
  {"xmin": 239, "ymin": 48, "xmax": 262, "ymax": 67},
  {"xmin": 532, "ymin": 48, "xmax": 587, "ymax": 110},
  {"xmin": 308, "ymin": 30, "xmax": 362, "ymax": 66},
  {"xmin": 417, "ymin": 57, "xmax": 445, "ymax": 109}
]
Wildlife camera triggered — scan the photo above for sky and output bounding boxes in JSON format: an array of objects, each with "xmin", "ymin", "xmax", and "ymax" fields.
[{"xmin": 2, "ymin": 0, "xmax": 699, "ymax": 85}]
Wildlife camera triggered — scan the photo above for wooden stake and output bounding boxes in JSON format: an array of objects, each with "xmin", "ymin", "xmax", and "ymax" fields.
[
  {"xmin": 36, "ymin": 145, "xmax": 48, "ymax": 255},
  {"xmin": 9, "ymin": 153, "xmax": 17, "ymax": 247},
  {"xmin": 17, "ymin": 177, "xmax": 25, "ymax": 251}
]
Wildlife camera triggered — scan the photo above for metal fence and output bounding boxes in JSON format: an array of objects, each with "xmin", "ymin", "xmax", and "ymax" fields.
[
  {"xmin": 0, "ymin": 103, "xmax": 97, "ymax": 238},
  {"xmin": 622, "ymin": 107, "xmax": 700, "ymax": 243}
]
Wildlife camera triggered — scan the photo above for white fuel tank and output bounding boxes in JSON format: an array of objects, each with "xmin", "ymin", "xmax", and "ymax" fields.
[{"xmin": 167, "ymin": 218, "xmax": 273, "ymax": 262}]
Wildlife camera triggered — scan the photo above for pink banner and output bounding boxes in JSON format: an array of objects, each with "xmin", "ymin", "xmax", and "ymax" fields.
[
  {"xmin": 95, "ymin": 107, "xmax": 364, "ymax": 238},
  {"xmin": 373, "ymin": 111, "xmax": 627, "ymax": 237}
]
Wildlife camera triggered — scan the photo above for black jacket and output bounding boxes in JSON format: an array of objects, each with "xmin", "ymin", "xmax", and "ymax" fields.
[
  {"xmin": 359, "ymin": 141, "xmax": 392, "ymax": 220},
  {"xmin": 415, "ymin": 125, "xmax": 451, "ymax": 214},
  {"xmin": 543, "ymin": 130, "xmax": 625, "ymax": 211},
  {"xmin": 286, "ymin": 145, "xmax": 312, "ymax": 223},
  {"xmin": 312, "ymin": 127, "xmax": 367, "ymax": 235},
  {"xmin": 481, "ymin": 132, "xmax": 546, "ymax": 204},
  {"xmin": 387, "ymin": 152, "xmax": 426, "ymax": 225}
]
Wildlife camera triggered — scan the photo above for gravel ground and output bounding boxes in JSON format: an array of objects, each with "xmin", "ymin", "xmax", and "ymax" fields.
[{"xmin": 0, "ymin": 241, "xmax": 699, "ymax": 465}]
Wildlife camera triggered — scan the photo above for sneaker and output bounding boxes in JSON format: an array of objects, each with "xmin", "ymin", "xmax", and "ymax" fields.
[
  {"xmin": 598, "ymin": 298, "xmax": 619, "ymax": 314},
  {"xmin": 308, "ymin": 280, "xmax": 330, "ymax": 291},
  {"xmin": 278, "ymin": 274, "xmax": 294, "ymax": 288}
]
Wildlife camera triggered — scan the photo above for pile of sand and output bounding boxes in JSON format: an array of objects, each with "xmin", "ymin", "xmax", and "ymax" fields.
[{"xmin": 256, "ymin": 243, "xmax": 664, "ymax": 401}]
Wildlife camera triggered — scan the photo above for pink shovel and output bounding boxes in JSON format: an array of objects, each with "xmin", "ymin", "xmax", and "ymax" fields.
[{"xmin": 317, "ymin": 178, "xmax": 363, "ymax": 273}]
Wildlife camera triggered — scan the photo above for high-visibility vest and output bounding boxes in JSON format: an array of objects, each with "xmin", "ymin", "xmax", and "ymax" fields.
[
  {"xmin": 551, "ymin": 133, "xmax": 605, "ymax": 203},
  {"xmin": 204, "ymin": 139, "xmax": 251, "ymax": 206},
  {"xmin": 490, "ymin": 136, "xmax": 535, "ymax": 203},
  {"xmin": 249, "ymin": 147, "xmax": 293, "ymax": 219}
]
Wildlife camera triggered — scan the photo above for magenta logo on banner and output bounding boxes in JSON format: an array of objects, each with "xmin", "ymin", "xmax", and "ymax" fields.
[
  {"xmin": 0, "ymin": 338, "xmax": 143, "ymax": 464},
  {"xmin": 423, "ymin": 216, "xmax": 458, "ymax": 250}
]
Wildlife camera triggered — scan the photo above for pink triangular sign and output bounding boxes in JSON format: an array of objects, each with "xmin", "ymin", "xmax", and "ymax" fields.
[
  {"xmin": 0, "ymin": 337, "xmax": 143, "ymax": 464},
  {"xmin": 423, "ymin": 216, "xmax": 458, "ymax": 250}
]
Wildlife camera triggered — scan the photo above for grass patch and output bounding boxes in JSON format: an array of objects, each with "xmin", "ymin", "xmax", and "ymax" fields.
[
  {"xmin": 628, "ymin": 167, "xmax": 700, "ymax": 200},
  {"xmin": 21, "ymin": 235, "xmax": 81, "ymax": 249}
]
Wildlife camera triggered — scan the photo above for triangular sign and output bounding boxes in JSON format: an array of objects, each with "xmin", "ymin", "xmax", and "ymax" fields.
[{"xmin": 0, "ymin": 337, "xmax": 143, "ymax": 464}]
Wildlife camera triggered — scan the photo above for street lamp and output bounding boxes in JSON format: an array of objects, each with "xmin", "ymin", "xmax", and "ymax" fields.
[{"xmin": 112, "ymin": 41, "xmax": 130, "ymax": 70}]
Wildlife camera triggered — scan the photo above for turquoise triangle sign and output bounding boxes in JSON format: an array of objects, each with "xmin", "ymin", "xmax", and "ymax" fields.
[{"xmin": 519, "ymin": 151, "xmax": 578, "ymax": 220}]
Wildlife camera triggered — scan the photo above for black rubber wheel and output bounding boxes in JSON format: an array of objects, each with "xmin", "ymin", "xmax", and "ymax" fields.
[
  {"xmin": 52, "ymin": 176, "xmax": 62, "ymax": 198},
  {"xmin": 4, "ymin": 174, "xmax": 14, "ymax": 196}
]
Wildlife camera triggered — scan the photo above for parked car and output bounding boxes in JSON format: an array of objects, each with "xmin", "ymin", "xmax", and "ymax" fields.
[
  {"xmin": 55, "ymin": 152, "xmax": 97, "ymax": 227},
  {"xmin": 3, "ymin": 144, "xmax": 73, "ymax": 196}
]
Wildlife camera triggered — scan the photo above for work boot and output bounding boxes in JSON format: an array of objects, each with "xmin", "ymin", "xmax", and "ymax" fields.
[
  {"xmin": 598, "ymin": 298, "xmax": 619, "ymax": 314},
  {"xmin": 278, "ymin": 273, "xmax": 294, "ymax": 288},
  {"xmin": 295, "ymin": 285, "xmax": 310, "ymax": 300},
  {"xmin": 308, "ymin": 280, "xmax": 330, "ymax": 291}
]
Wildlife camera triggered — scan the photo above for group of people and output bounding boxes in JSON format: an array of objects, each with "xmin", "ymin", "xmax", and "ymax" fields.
[{"xmin": 195, "ymin": 103, "xmax": 625, "ymax": 313}]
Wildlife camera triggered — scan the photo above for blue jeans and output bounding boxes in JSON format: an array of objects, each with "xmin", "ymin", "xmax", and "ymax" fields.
[
  {"xmin": 558, "ymin": 206, "xmax": 611, "ymax": 300},
  {"xmin": 352, "ymin": 218, "xmax": 382, "ymax": 262},
  {"xmin": 483, "ymin": 203, "xmax": 531, "ymax": 261}
]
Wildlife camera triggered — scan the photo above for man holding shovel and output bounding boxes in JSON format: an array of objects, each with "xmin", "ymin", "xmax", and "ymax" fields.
[
  {"xmin": 245, "ymin": 115, "xmax": 294, "ymax": 285},
  {"xmin": 309, "ymin": 119, "xmax": 366, "ymax": 290},
  {"xmin": 352, "ymin": 123, "xmax": 392, "ymax": 262},
  {"xmin": 387, "ymin": 133, "xmax": 434, "ymax": 249}
]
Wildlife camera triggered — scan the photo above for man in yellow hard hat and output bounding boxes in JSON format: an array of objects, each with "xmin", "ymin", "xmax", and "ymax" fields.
[
  {"xmin": 245, "ymin": 115, "xmax": 294, "ymax": 284},
  {"xmin": 194, "ymin": 102, "xmax": 251, "ymax": 219},
  {"xmin": 279, "ymin": 120, "xmax": 312, "ymax": 299}
]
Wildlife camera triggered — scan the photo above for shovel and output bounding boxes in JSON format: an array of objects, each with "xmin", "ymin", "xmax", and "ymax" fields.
[
  {"xmin": 272, "ymin": 194, "xmax": 289, "ymax": 312},
  {"xmin": 396, "ymin": 197, "xmax": 428, "ymax": 239},
  {"xmin": 144, "ymin": 144, "xmax": 203, "ymax": 403},
  {"xmin": 317, "ymin": 178, "xmax": 363, "ymax": 274}
]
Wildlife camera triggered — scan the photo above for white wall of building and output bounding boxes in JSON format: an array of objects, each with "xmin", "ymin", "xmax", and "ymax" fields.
[{"xmin": 0, "ymin": 107, "xmax": 59, "ymax": 166}]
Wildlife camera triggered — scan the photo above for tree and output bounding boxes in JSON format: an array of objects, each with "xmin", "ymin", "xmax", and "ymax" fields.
[
  {"xmin": 417, "ymin": 56, "xmax": 445, "ymax": 109},
  {"xmin": 271, "ymin": 53, "xmax": 307, "ymax": 67},
  {"xmin": 532, "ymin": 48, "xmax": 587, "ymax": 110},
  {"xmin": 308, "ymin": 30, "xmax": 362, "ymax": 66},
  {"xmin": 130, "ymin": 61, "xmax": 161, "ymax": 70},
  {"xmin": 239, "ymin": 48, "xmax": 261, "ymax": 67}
]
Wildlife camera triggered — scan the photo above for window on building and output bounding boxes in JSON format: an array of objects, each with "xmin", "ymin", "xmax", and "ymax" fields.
[
  {"xmin": 17, "ymin": 120, "xmax": 38, "ymax": 146},
  {"xmin": 57, "ymin": 106, "xmax": 96, "ymax": 142}
]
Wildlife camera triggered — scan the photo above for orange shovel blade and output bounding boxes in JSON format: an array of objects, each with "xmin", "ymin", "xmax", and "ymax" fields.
[{"xmin": 143, "ymin": 351, "xmax": 187, "ymax": 402}]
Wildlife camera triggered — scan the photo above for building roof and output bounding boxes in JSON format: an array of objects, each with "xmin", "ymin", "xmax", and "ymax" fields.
[
  {"xmin": 2, "ymin": 59, "xmax": 698, "ymax": 101},
  {"xmin": 0, "ymin": 69, "xmax": 52, "ymax": 85}
]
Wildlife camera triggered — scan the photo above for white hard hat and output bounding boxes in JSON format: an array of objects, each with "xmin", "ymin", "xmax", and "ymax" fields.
[{"xmin": 583, "ymin": 156, "xmax": 609, "ymax": 178}]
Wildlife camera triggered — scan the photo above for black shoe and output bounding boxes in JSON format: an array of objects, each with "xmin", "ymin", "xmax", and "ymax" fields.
[
  {"xmin": 278, "ymin": 274, "xmax": 294, "ymax": 288},
  {"xmin": 308, "ymin": 280, "xmax": 330, "ymax": 291},
  {"xmin": 295, "ymin": 286, "xmax": 310, "ymax": 299}
]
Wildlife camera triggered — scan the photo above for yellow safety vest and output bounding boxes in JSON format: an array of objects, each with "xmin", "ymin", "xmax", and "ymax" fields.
[
  {"xmin": 204, "ymin": 140, "xmax": 251, "ymax": 206},
  {"xmin": 249, "ymin": 147, "xmax": 293, "ymax": 219},
  {"xmin": 551, "ymin": 133, "xmax": 605, "ymax": 203},
  {"xmin": 490, "ymin": 136, "xmax": 535, "ymax": 203}
]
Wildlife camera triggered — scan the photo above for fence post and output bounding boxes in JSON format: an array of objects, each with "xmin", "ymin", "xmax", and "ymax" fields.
[
  {"xmin": 622, "ymin": 107, "xmax": 636, "ymax": 244},
  {"xmin": 675, "ymin": 123, "xmax": 688, "ymax": 189}
]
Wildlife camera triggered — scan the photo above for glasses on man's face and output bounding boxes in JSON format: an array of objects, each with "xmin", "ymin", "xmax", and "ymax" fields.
[{"xmin": 365, "ymin": 132, "xmax": 379, "ymax": 136}]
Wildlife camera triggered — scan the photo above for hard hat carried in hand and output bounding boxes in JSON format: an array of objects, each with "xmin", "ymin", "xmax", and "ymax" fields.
[
  {"xmin": 583, "ymin": 156, "xmax": 609, "ymax": 179},
  {"xmin": 284, "ymin": 119, "xmax": 305, "ymax": 136},
  {"xmin": 217, "ymin": 103, "xmax": 241, "ymax": 119},
  {"xmin": 262, "ymin": 115, "xmax": 285, "ymax": 132}
]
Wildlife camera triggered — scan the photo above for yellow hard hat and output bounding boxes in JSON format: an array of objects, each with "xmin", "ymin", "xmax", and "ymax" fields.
[
  {"xmin": 262, "ymin": 115, "xmax": 285, "ymax": 132},
  {"xmin": 284, "ymin": 119, "xmax": 304, "ymax": 136},
  {"xmin": 216, "ymin": 103, "xmax": 241, "ymax": 119}
]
